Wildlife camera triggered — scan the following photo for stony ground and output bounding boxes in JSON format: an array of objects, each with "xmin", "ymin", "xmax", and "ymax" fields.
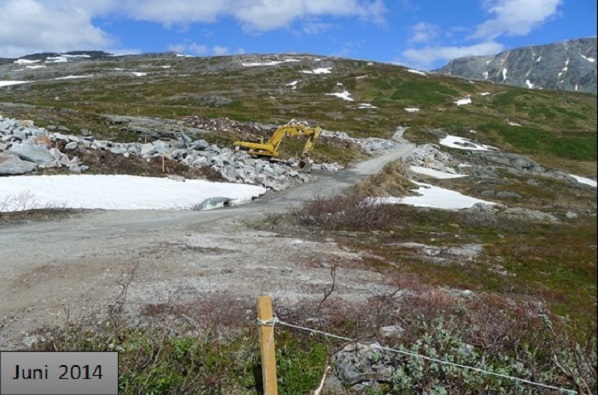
[{"xmin": 0, "ymin": 141, "xmax": 414, "ymax": 350}]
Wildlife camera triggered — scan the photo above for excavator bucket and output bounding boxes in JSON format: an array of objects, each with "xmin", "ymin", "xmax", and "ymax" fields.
[{"xmin": 298, "ymin": 157, "xmax": 313, "ymax": 172}]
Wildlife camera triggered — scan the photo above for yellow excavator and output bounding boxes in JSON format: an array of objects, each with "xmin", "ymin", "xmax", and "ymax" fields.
[{"xmin": 233, "ymin": 121, "xmax": 321, "ymax": 170}]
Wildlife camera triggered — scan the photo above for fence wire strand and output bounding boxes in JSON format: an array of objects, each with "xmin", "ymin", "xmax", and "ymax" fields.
[{"xmin": 258, "ymin": 315, "xmax": 577, "ymax": 394}]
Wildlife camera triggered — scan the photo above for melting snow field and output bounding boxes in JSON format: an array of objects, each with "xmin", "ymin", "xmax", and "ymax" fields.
[
  {"xmin": 301, "ymin": 67, "xmax": 332, "ymax": 74},
  {"xmin": 242, "ymin": 59, "xmax": 300, "ymax": 67},
  {"xmin": 407, "ymin": 69, "xmax": 427, "ymax": 76},
  {"xmin": 454, "ymin": 97, "xmax": 472, "ymax": 106},
  {"xmin": 0, "ymin": 175, "xmax": 267, "ymax": 212},
  {"xmin": 569, "ymin": 175, "xmax": 598, "ymax": 187},
  {"xmin": 326, "ymin": 90, "xmax": 353, "ymax": 101},
  {"xmin": 410, "ymin": 166, "xmax": 467, "ymax": 179},
  {"xmin": 0, "ymin": 81, "xmax": 30, "ymax": 87},
  {"xmin": 357, "ymin": 103, "xmax": 377, "ymax": 109},
  {"xmin": 54, "ymin": 75, "xmax": 94, "ymax": 80},
  {"xmin": 439, "ymin": 135, "xmax": 497, "ymax": 151},
  {"xmin": 373, "ymin": 181, "xmax": 496, "ymax": 210}
]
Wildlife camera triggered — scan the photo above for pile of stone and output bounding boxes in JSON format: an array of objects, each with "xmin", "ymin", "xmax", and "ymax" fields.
[
  {"xmin": 181, "ymin": 115, "xmax": 265, "ymax": 135},
  {"xmin": 0, "ymin": 115, "xmax": 328, "ymax": 191},
  {"xmin": 403, "ymin": 144, "xmax": 459, "ymax": 174},
  {"xmin": 321, "ymin": 130, "xmax": 399, "ymax": 154},
  {"xmin": 0, "ymin": 116, "xmax": 88, "ymax": 175}
]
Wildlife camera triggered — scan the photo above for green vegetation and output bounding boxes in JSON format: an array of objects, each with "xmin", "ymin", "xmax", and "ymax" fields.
[
  {"xmin": 33, "ymin": 285, "xmax": 596, "ymax": 394},
  {"xmin": 481, "ymin": 122, "xmax": 597, "ymax": 161}
]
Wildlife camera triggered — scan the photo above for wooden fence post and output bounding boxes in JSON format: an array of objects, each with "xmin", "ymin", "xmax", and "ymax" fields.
[{"xmin": 257, "ymin": 295, "xmax": 278, "ymax": 395}]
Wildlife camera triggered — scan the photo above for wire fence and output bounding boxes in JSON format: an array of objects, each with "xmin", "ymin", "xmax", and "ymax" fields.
[{"xmin": 256, "ymin": 314, "xmax": 578, "ymax": 394}]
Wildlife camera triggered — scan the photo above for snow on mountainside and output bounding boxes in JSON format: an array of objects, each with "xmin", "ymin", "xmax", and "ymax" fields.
[{"xmin": 434, "ymin": 38, "xmax": 597, "ymax": 94}]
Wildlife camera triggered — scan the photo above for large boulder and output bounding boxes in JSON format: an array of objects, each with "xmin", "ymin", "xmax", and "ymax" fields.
[
  {"xmin": 0, "ymin": 152, "xmax": 37, "ymax": 175},
  {"xmin": 8, "ymin": 141, "xmax": 55, "ymax": 165}
]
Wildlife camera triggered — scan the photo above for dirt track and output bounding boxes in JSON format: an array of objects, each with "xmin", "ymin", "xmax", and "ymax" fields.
[{"xmin": 0, "ymin": 136, "xmax": 415, "ymax": 349}]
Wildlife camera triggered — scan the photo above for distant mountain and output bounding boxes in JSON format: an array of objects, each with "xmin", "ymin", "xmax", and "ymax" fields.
[{"xmin": 433, "ymin": 38, "xmax": 597, "ymax": 94}]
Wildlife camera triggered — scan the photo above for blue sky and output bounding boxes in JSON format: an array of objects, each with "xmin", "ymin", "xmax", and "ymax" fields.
[{"xmin": 0, "ymin": 0, "xmax": 595, "ymax": 70}]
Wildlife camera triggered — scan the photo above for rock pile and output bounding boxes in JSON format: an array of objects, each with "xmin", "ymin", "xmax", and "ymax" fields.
[
  {"xmin": 321, "ymin": 130, "xmax": 399, "ymax": 154},
  {"xmin": 0, "ymin": 116, "xmax": 87, "ymax": 175},
  {"xmin": 0, "ymin": 115, "xmax": 330, "ymax": 191},
  {"xmin": 182, "ymin": 115, "xmax": 266, "ymax": 135},
  {"xmin": 403, "ymin": 144, "xmax": 459, "ymax": 174}
]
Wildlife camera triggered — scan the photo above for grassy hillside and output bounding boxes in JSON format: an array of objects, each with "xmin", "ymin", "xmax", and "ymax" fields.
[{"xmin": 0, "ymin": 54, "xmax": 595, "ymax": 172}]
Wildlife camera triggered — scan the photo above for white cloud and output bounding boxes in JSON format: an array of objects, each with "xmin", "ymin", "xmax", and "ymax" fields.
[
  {"xmin": 472, "ymin": 0, "xmax": 563, "ymax": 39},
  {"xmin": 0, "ymin": 0, "xmax": 387, "ymax": 58},
  {"xmin": 166, "ymin": 42, "xmax": 238, "ymax": 56},
  {"xmin": 398, "ymin": 41, "xmax": 504, "ymax": 70},
  {"xmin": 212, "ymin": 46, "xmax": 229, "ymax": 56},
  {"xmin": 117, "ymin": 0, "xmax": 386, "ymax": 30},
  {"xmin": 0, "ymin": 0, "xmax": 115, "ymax": 57},
  {"xmin": 408, "ymin": 22, "xmax": 440, "ymax": 43},
  {"xmin": 233, "ymin": 0, "xmax": 386, "ymax": 31},
  {"xmin": 302, "ymin": 20, "xmax": 335, "ymax": 35},
  {"xmin": 189, "ymin": 43, "xmax": 210, "ymax": 55}
]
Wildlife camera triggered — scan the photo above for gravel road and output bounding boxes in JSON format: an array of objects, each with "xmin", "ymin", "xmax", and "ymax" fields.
[{"xmin": 0, "ymin": 132, "xmax": 414, "ymax": 349}]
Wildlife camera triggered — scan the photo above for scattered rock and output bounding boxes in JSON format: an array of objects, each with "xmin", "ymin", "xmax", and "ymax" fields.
[{"xmin": 333, "ymin": 342, "xmax": 395, "ymax": 386}]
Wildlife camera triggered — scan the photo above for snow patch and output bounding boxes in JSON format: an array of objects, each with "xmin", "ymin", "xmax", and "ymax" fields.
[
  {"xmin": 440, "ymin": 135, "xmax": 497, "ymax": 151},
  {"xmin": 0, "ymin": 175, "xmax": 267, "ymax": 212},
  {"xmin": 569, "ymin": 174, "xmax": 597, "ymax": 188},
  {"xmin": 357, "ymin": 103, "xmax": 377, "ymax": 109},
  {"xmin": 54, "ymin": 75, "xmax": 94, "ymax": 80},
  {"xmin": 326, "ymin": 90, "xmax": 353, "ymax": 101},
  {"xmin": 46, "ymin": 56, "xmax": 69, "ymax": 63},
  {"xmin": 410, "ymin": 166, "xmax": 466, "ymax": 179},
  {"xmin": 14, "ymin": 59, "xmax": 40, "ymax": 65},
  {"xmin": 372, "ymin": 181, "xmax": 495, "ymax": 210},
  {"xmin": 242, "ymin": 59, "xmax": 300, "ymax": 67},
  {"xmin": 0, "ymin": 81, "xmax": 30, "ymax": 87},
  {"xmin": 407, "ymin": 69, "xmax": 426, "ymax": 76},
  {"xmin": 132, "ymin": 72, "xmax": 147, "ymax": 77},
  {"xmin": 404, "ymin": 107, "xmax": 420, "ymax": 113},
  {"xmin": 580, "ymin": 54, "xmax": 596, "ymax": 63},
  {"xmin": 525, "ymin": 79, "xmax": 534, "ymax": 89},
  {"xmin": 480, "ymin": 92, "xmax": 491, "ymax": 96},
  {"xmin": 454, "ymin": 97, "xmax": 472, "ymax": 106},
  {"xmin": 482, "ymin": 71, "xmax": 489, "ymax": 80},
  {"xmin": 501, "ymin": 67, "xmax": 507, "ymax": 81},
  {"xmin": 301, "ymin": 67, "xmax": 332, "ymax": 74}
]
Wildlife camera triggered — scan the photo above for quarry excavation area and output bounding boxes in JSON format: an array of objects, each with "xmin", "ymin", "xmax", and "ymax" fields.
[
  {"xmin": 1, "ymin": 119, "xmax": 596, "ymax": 351},
  {"xmin": 0, "ymin": 131, "xmax": 417, "ymax": 350}
]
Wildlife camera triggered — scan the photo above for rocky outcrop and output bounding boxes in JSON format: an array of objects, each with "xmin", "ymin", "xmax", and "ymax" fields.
[{"xmin": 434, "ymin": 38, "xmax": 597, "ymax": 93}]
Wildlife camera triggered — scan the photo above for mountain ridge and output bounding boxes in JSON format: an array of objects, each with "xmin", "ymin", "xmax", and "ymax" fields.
[{"xmin": 433, "ymin": 37, "xmax": 597, "ymax": 94}]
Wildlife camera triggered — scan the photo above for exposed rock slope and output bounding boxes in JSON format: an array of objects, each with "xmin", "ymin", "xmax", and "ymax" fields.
[{"xmin": 434, "ymin": 37, "xmax": 597, "ymax": 93}]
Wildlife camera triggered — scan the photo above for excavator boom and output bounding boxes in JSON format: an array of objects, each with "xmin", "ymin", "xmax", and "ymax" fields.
[{"xmin": 233, "ymin": 122, "xmax": 321, "ymax": 168}]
